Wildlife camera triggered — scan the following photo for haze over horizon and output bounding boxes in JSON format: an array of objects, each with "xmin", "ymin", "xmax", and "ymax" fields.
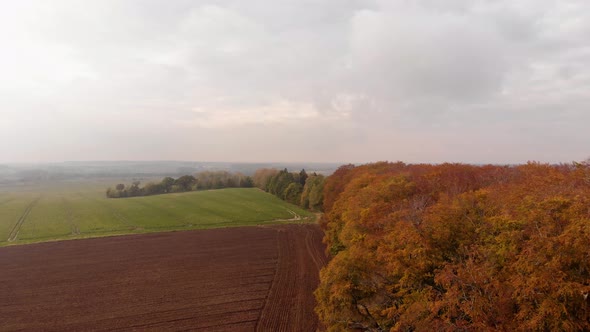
[{"xmin": 2, "ymin": 1, "xmax": 589, "ymax": 164}]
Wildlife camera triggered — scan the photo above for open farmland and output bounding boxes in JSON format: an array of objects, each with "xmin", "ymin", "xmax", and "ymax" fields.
[
  {"xmin": 0, "ymin": 223, "xmax": 328, "ymax": 331},
  {"xmin": 0, "ymin": 187, "xmax": 313, "ymax": 246}
]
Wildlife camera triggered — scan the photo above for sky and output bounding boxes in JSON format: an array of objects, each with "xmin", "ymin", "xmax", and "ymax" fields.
[{"xmin": 1, "ymin": 0, "xmax": 589, "ymax": 164}]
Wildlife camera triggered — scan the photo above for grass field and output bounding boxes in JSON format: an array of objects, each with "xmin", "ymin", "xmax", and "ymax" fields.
[{"xmin": 0, "ymin": 184, "xmax": 314, "ymax": 246}]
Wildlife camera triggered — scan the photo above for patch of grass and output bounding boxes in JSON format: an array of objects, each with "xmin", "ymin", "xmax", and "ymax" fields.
[{"xmin": 0, "ymin": 187, "xmax": 313, "ymax": 246}]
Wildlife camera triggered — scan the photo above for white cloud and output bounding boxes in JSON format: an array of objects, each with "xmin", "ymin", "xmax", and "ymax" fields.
[
  {"xmin": 0, "ymin": 0, "xmax": 589, "ymax": 163},
  {"xmin": 181, "ymin": 99, "xmax": 351, "ymax": 129}
]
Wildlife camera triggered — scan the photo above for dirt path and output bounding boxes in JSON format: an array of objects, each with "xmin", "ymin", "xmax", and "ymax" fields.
[
  {"xmin": 269, "ymin": 208, "xmax": 304, "ymax": 222},
  {"xmin": 7, "ymin": 196, "xmax": 40, "ymax": 242},
  {"xmin": 263, "ymin": 208, "xmax": 318, "ymax": 224},
  {"xmin": 0, "ymin": 224, "xmax": 327, "ymax": 331}
]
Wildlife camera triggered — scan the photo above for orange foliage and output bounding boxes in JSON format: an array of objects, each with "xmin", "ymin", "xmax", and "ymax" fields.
[{"xmin": 316, "ymin": 162, "xmax": 590, "ymax": 331}]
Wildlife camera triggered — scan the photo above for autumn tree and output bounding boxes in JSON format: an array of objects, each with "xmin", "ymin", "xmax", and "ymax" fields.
[
  {"xmin": 316, "ymin": 161, "xmax": 590, "ymax": 331},
  {"xmin": 283, "ymin": 182, "xmax": 303, "ymax": 205},
  {"xmin": 301, "ymin": 174, "xmax": 325, "ymax": 211},
  {"xmin": 253, "ymin": 168, "xmax": 279, "ymax": 190},
  {"xmin": 268, "ymin": 169, "xmax": 295, "ymax": 196}
]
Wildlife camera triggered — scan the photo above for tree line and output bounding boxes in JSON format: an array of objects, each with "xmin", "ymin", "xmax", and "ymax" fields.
[
  {"xmin": 315, "ymin": 161, "xmax": 590, "ymax": 331},
  {"xmin": 106, "ymin": 171, "xmax": 254, "ymax": 198},
  {"xmin": 252, "ymin": 168, "xmax": 325, "ymax": 211}
]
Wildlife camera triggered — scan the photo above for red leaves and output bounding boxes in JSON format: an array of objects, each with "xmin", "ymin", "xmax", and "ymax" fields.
[{"xmin": 316, "ymin": 162, "xmax": 590, "ymax": 331}]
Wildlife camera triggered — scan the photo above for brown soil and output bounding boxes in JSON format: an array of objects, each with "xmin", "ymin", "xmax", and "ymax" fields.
[{"xmin": 0, "ymin": 224, "xmax": 327, "ymax": 331}]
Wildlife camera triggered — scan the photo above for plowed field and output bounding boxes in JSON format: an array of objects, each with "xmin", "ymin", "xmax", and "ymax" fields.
[{"xmin": 0, "ymin": 224, "xmax": 327, "ymax": 331}]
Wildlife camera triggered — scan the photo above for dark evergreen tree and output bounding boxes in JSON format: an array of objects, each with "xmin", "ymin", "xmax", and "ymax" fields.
[{"xmin": 299, "ymin": 169, "xmax": 308, "ymax": 186}]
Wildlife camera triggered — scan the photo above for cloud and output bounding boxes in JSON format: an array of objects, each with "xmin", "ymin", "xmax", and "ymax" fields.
[
  {"xmin": 348, "ymin": 6, "xmax": 507, "ymax": 102},
  {"xmin": 182, "ymin": 100, "xmax": 341, "ymax": 129},
  {"xmin": 0, "ymin": 0, "xmax": 589, "ymax": 163}
]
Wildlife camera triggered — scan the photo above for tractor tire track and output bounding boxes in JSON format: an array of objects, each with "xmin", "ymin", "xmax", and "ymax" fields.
[
  {"xmin": 305, "ymin": 225, "xmax": 329, "ymax": 273},
  {"xmin": 7, "ymin": 197, "xmax": 41, "ymax": 242},
  {"xmin": 76, "ymin": 193, "xmax": 136, "ymax": 230},
  {"xmin": 61, "ymin": 197, "xmax": 80, "ymax": 235},
  {"xmin": 257, "ymin": 224, "xmax": 327, "ymax": 331}
]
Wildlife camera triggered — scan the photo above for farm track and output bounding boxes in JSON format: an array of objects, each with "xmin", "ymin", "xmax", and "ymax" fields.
[
  {"xmin": 279, "ymin": 209, "xmax": 302, "ymax": 221},
  {"xmin": 0, "ymin": 224, "xmax": 327, "ymax": 331},
  {"xmin": 6, "ymin": 196, "xmax": 40, "ymax": 242}
]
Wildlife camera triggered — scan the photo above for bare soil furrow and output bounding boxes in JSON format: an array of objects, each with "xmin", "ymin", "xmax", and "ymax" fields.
[
  {"xmin": 0, "ymin": 224, "xmax": 327, "ymax": 331},
  {"xmin": 256, "ymin": 224, "xmax": 327, "ymax": 331}
]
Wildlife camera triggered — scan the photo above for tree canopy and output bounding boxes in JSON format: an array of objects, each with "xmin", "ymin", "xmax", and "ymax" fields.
[
  {"xmin": 253, "ymin": 168, "xmax": 326, "ymax": 212},
  {"xmin": 316, "ymin": 161, "xmax": 590, "ymax": 331}
]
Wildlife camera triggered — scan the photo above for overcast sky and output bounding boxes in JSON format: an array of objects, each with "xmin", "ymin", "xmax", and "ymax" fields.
[{"xmin": 1, "ymin": 0, "xmax": 589, "ymax": 164}]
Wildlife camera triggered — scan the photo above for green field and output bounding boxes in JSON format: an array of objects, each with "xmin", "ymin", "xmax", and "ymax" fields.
[{"xmin": 0, "ymin": 186, "xmax": 313, "ymax": 246}]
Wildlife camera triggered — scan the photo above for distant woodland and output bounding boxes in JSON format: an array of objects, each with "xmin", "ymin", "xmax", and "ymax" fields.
[
  {"xmin": 315, "ymin": 161, "xmax": 590, "ymax": 331},
  {"xmin": 106, "ymin": 171, "xmax": 254, "ymax": 198}
]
